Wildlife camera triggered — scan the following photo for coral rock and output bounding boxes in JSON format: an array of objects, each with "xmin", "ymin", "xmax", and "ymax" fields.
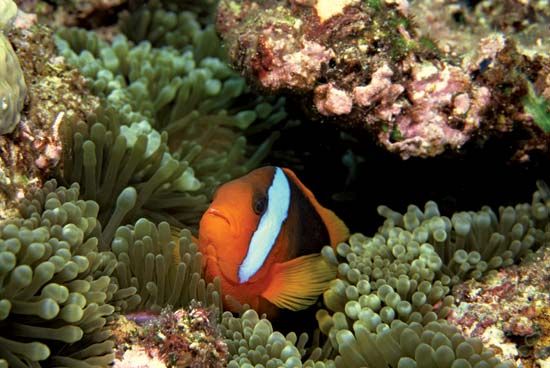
[
  {"xmin": 112, "ymin": 305, "xmax": 228, "ymax": 368},
  {"xmin": 315, "ymin": 83, "xmax": 353, "ymax": 116},
  {"xmin": 216, "ymin": 0, "xmax": 550, "ymax": 160},
  {"xmin": 449, "ymin": 246, "xmax": 550, "ymax": 368},
  {"xmin": 1, "ymin": 23, "xmax": 97, "ymax": 219}
]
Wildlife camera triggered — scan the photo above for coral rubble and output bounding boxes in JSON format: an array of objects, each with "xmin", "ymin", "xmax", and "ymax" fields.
[
  {"xmin": 216, "ymin": 0, "xmax": 550, "ymax": 159},
  {"xmin": 449, "ymin": 245, "xmax": 550, "ymax": 368},
  {"xmin": 112, "ymin": 305, "xmax": 228, "ymax": 368}
]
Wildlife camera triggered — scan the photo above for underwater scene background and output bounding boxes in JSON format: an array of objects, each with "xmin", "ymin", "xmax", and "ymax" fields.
[{"xmin": 0, "ymin": 0, "xmax": 549, "ymax": 367}]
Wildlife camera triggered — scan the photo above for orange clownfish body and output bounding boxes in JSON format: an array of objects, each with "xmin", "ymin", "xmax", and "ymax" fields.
[{"xmin": 198, "ymin": 166, "xmax": 349, "ymax": 316}]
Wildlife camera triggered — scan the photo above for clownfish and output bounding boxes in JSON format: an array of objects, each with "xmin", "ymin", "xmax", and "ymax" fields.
[{"xmin": 198, "ymin": 166, "xmax": 349, "ymax": 316}]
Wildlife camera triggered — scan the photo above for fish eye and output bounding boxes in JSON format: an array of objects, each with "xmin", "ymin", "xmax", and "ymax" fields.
[{"xmin": 253, "ymin": 195, "xmax": 268, "ymax": 215}]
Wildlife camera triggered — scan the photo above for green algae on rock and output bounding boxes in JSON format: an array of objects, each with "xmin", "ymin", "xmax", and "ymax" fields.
[
  {"xmin": 523, "ymin": 81, "xmax": 550, "ymax": 133},
  {"xmin": 0, "ymin": 179, "xmax": 136, "ymax": 367},
  {"xmin": 9, "ymin": 24, "xmax": 99, "ymax": 141},
  {"xmin": 0, "ymin": 0, "xmax": 27, "ymax": 135}
]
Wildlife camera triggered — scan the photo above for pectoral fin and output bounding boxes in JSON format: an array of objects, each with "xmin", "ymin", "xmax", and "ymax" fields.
[{"xmin": 261, "ymin": 253, "xmax": 336, "ymax": 311}]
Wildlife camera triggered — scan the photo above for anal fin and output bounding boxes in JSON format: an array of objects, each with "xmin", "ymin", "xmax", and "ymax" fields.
[{"xmin": 261, "ymin": 253, "xmax": 336, "ymax": 311}]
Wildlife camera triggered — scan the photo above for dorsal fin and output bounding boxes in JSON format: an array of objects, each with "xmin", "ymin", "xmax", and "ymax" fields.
[{"xmin": 282, "ymin": 168, "xmax": 349, "ymax": 247}]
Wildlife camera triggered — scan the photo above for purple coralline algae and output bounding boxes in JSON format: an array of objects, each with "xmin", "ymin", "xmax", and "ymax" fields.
[
  {"xmin": 448, "ymin": 246, "xmax": 550, "ymax": 368},
  {"xmin": 216, "ymin": 0, "xmax": 550, "ymax": 159},
  {"xmin": 112, "ymin": 305, "xmax": 228, "ymax": 368}
]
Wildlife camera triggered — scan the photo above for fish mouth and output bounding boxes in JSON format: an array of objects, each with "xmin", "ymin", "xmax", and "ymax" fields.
[{"xmin": 205, "ymin": 207, "xmax": 232, "ymax": 228}]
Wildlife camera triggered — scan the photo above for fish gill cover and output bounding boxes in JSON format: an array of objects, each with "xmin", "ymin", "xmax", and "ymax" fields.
[{"xmin": 0, "ymin": 0, "xmax": 548, "ymax": 367}]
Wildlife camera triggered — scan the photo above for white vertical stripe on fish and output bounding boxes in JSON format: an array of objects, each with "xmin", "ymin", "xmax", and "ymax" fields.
[{"xmin": 238, "ymin": 167, "xmax": 290, "ymax": 283}]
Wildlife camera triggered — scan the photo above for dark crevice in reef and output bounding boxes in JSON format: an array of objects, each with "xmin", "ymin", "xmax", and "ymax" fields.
[
  {"xmin": 256, "ymin": 101, "xmax": 550, "ymax": 237},
  {"xmin": 42, "ymin": 0, "xmax": 128, "ymax": 29}
]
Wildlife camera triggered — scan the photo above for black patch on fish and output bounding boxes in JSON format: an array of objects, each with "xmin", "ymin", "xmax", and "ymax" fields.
[{"xmin": 285, "ymin": 172, "xmax": 331, "ymax": 258}]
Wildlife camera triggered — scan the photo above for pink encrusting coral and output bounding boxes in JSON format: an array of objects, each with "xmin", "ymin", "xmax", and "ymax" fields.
[
  {"xmin": 377, "ymin": 60, "xmax": 492, "ymax": 158},
  {"xmin": 346, "ymin": 56, "xmax": 493, "ymax": 158},
  {"xmin": 256, "ymin": 35, "xmax": 335, "ymax": 91},
  {"xmin": 448, "ymin": 246, "xmax": 550, "ymax": 368},
  {"xmin": 314, "ymin": 83, "xmax": 353, "ymax": 115},
  {"xmin": 216, "ymin": 0, "xmax": 550, "ymax": 160}
]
